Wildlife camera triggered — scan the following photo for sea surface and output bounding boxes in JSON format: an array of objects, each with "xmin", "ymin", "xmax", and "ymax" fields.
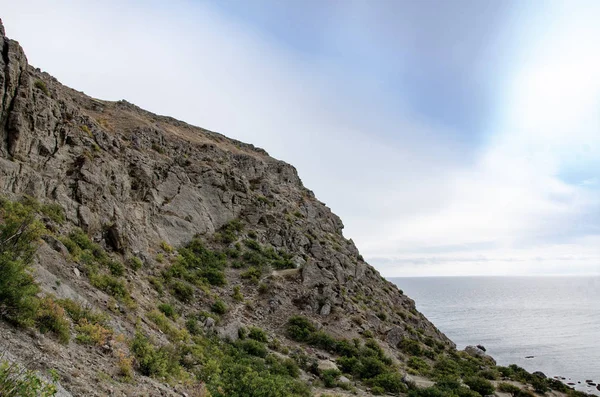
[{"xmin": 390, "ymin": 276, "xmax": 600, "ymax": 395}]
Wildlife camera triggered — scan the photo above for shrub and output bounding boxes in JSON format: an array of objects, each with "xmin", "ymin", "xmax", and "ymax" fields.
[
  {"xmin": 244, "ymin": 239, "xmax": 261, "ymax": 251},
  {"xmin": 358, "ymin": 356, "xmax": 387, "ymax": 379},
  {"xmin": 34, "ymin": 80, "xmax": 49, "ymax": 95},
  {"xmin": 127, "ymin": 256, "xmax": 143, "ymax": 271},
  {"xmin": 211, "ymin": 299, "xmax": 228, "ymax": 315},
  {"xmin": 130, "ymin": 332, "xmax": 170, "ymax": 377},
  {"xmin": 309, "ymin": 331, "xmax": 337, "ymax": 352},
  {"xmin": 271, "ymin": 257, "xmax": 295, "ymax": 270},
  {"xmin": 464, "ymin": 376, "xmax": 495, "ymax": 396},
  {"xmin": 530, "ymin": 376, "xmax": 549, "ymax": 394},
  {"xmin": 241, "ymin": 266, "xmax": 262, "ymax": 282},
  {"xmin": 321, "ymin": 368, "xmax": 341, "ymax": 388},
  {"xmin": 479, "ymin": 368, "xmax": 500, "ymax": 380},
  {"xmin": 39, "ymin": 203, "xmax": 65, "ymax": 224},
  {"xmin": 0, "ymin": 360, "xmax": 58, "ymax": 397},
  {"xmin": 248, "ymin": 327, "xmax": 268, "ymax": 343},
  {"xmin": 286, "ymin": 316, "xmax": 316, "ymax": 342},
  {"xmin": 117, "ymin": 351, "xmax": 134, "ymax": 381},
  {"xmin": 232, "ymin": 285, "xmax": 244, "ymax": 302},
  {"xmin": 368, "ymin": 372, "xmax": 407, "ymax": 394},
  {"xmin": 432, "ymin": 357, "xmax": 461, "ymax": 379},
  {"xmin": 0, "ymin": 199, "xmax": 44, "ymax": 326},
  {"xmin": 166, "ymin": 238, "xmax": 226, "ymax": 286},
  {"xmin": 107, "ymin": 260, "xmax": 125, "ymax": 276},
  {"xmin": 90, "ymin": 273, "xmax": 130, "ymax": 302},
  {"xmin": 408, "ymin": 356, "xmax": 430, "ymax": 374},
  {"xmin": 36, "ymin": 297, "xmax": 70, "ymax": 344},
  {"xmin": 185, "ymin": 317, "xmax": 202, "ymax": 336},
  {"xmin": 497, "ymin": 383, "xmax": 522, "ymax": 395},
  {"xmin": 157, "ymin": 303, "xmax": 175, "ymax": 318},
  {"xmin": 148, "ymin": 310, "xmax": 188, "ymax": 342},
  {"xmin": 236, "ymin": 339, "xmax": 267, "ymax": 358},
  {"xmin": 216, "ymin": 219, "xmax": 244, "ymax": 243},
  {"xmin": 400, "ymin": 338, "xmax": 423, "ymax": 356},
  {"xmin": 58, "ymin": 299, "xmax": 107, "ymax": 325},
  {"xmin": 75, "ymin": 319, "xmax": 112, "ymax": 345},
  {"xmin": 171, "ymin": 280, "xmax": 194, "ymax": 302},
  {"xmin": 160, "ymin": 241, "xmax": 174, "ymax": 253}
]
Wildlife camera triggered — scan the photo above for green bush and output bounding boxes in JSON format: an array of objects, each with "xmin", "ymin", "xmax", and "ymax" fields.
[
  {"xmin": 232, "ymin": 285, "xmax": 244, "ymax": 302},
  {"xmin": 368, "ymin": 372, "xmax": 407, "ymax": 394},
  {"xmin": 244, "ymin": 239, "xmax": 261, "ymax": 251},
  {"xmin": 34, "ymin": 80, "xmax": 49, "ymax": 95},
  {"xmin": 497, "ymin": 383, "xmax": 522, "ymax": 395},
  {"xmin": 408, "ymin": 356, "xmax": 430, "ymax": 374},
  {"xmin": 464, "ymin": 376, "xmax": 495, "ymax": 396},
  {"xmin": 165, "ymin": 238, "xmax": 227, "ymax": 287},
  {"xmin": 321, "ymin": 368, "xmax": 341, "ymax": 388},
  {"xmin": 57, "ymin": 298, "xmax": 107, "ymax": 325},
  {"xmin": 90, "ymin": 273, "xmax": 130, "ymax": 302},
  {"xmin": 171, "ymin": 280, "xmax": 194, "ymax": 302},
  {"xmin": 0, "ymin": 360, "xmax": 58, "ymax": 397},
  {"xmin": 130, "ymin": 332, "xmax": 173, "ymax": 377},
  {"xmin": 39, "ymin": 203, "xmax": 65, "ymax": 224},
  {"xmin": 107, "ymin": 260, "xmax": 125, "ymax": 276},
  {"xmin": 127, "ymin": 256, "xmax": 143, "ymax": 271},
  {"xmin": 400, "ymin": 338, "xmax": 423, "ymax": 356},
  {"xmin": 248, "ymin": 327, "xmax": 268, "ymax": 343},
  {"xmin": 236, "ymin": 339, "xmax": 267, "ymax": 357},
  {"xmin": 211, "ymin": 299, "xmax": 228, "ymax": 315},
  {"xmin": 185, "ymin": 317, "xmax": 202, "ymax": 336},
  {"xmin": 241, "ymin": 266, "xmax": 262, "ymax": 283},
  {"xmin": 0, "ymin": 199, "xmax": 44, "ymax": 326},
  {"xmin": 216, "ymin": 219, "xmax": 244, "ymax": 244},
  {"xmin": 530, "ymin": 376, "xmax": 549, "ymax": 394},
  {"xmin": 286, "ymin": 316, "xmax": 316, "ymax": 342},
  {"xmin": 432, "ymin": 357, "xmax": 461, "ymax": 379},
  {"xmin": 242, "ymin": 251, "xmax": 264, "ymax": 266},
  {"xmin": 478, "ymin": 368, "xmax": 500, "ymax": 380},
  {"xmin": 36, "ymin": 297, "xmax": 70, "ymax": 344},
  {"xmin": 309, "ymin": 331, "xmax": 337, "ymax": 352},
  {"xmin": 158, "ymin": 303, "xmax": 176, "ymax": 318}
]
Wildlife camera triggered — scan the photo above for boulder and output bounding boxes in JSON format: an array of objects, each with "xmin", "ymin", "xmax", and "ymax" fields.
[
  {"xmin": 317, "ymin": 360, "xmax": 339, "ymax": 372},
  {"xmin": 464, "ymin": 345, "xmax": 496, "ymax": 365},
  {"xmin": 385, "ymin": 326, "xmax": 406, "ymax": 348},
  {"xmin": 216, "ymin": 320, "xmax": 242, "ymax": 342},
  {"xmin": 338, "ymin": 376, "xmax": 351, "ymax": 385}
]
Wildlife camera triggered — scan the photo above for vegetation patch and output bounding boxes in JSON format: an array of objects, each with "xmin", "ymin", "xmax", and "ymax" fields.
[{"xmin": 0, "ymin": 359, "xmax": 58, "ymax": 397}]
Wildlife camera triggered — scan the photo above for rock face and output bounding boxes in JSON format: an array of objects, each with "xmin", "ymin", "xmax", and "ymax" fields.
[{"xmin": 0, "ymin": 18, "xmax": 455, "ymax": 396}]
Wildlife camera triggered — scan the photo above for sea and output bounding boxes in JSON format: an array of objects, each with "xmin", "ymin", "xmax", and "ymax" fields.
[{"xmin": 390, "ymin": 276, "xmax": 600, "ymax": 395}]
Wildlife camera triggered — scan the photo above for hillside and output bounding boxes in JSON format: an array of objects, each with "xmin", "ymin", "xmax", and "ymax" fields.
[{"xmin": 0, "ymin": 18, "xmax": 591, "ymax": 397}]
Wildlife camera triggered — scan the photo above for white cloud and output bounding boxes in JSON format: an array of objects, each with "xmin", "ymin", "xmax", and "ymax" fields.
[{"xmin": 1, "ymin": 0, "xmax": 599, "ymax": 276}]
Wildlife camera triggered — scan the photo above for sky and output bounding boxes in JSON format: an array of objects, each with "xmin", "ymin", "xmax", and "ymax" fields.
[{"xmin": 1, "ymin": 0, "xmax": 599, "ymax": 276}]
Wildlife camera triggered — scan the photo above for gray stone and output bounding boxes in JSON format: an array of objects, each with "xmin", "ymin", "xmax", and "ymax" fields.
[
  {"xmin": 204, "ymin": 317, "xmax": 216, "ymax": 329},
  {"xmin": 317, "ymin": 360, "xmax": 338, "ymax": 372},
  {"xmin": 338, "ymin": 376, "xmax": 351, "ymax": 385},
  {"xmin": 386, "ymin": 326, "xmax": 406, "ymax": 348},
  {"xmin": 217, "ymin": 321, "xmax": 242, "ymax": 342},
  {"xmin": 464, "ymin": 345, "xmax": 496, "ymax": 365},
  {"xmin": 320, "ymin": 302, "xmax": 331, "ymax": 316}
]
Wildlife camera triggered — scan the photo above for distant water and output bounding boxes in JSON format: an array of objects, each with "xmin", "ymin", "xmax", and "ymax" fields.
[{"xmin": 390, "ymin": 277, "xmax": 600, "ymax": 395}]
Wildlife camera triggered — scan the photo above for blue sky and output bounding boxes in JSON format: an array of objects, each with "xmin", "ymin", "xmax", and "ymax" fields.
[{"xmin": 1, "ymin": 0, "xmax": 599, "ymax": 276}]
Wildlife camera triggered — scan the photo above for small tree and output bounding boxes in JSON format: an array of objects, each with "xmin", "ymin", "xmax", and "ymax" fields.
[{"xmin": 0, "ymin": 199, "xmax": 44, "ymax": 326}]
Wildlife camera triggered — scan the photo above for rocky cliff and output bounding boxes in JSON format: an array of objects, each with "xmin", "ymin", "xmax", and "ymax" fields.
[{"xmin": 0, "ymin": 18, "xmax": 580, "ymax": 397}]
